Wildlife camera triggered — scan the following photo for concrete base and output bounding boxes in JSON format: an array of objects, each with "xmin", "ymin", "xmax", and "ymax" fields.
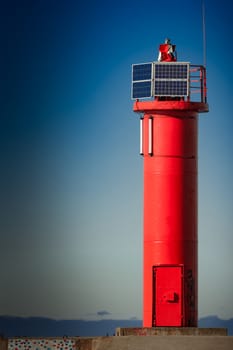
[
  {"xmin": 78, "ymin": 335, "xmax": 233, "ymax": 350},
  {"xmin": 3, "ymin": 334, "xmax": 231, "ymax": 350},
  {"xmin": 116, "ymin": 327, "xmax": 228, "ymax": 336},
  {"xmin": 76, "ymin": 328, "xmax": 230, "ymax": 349}
]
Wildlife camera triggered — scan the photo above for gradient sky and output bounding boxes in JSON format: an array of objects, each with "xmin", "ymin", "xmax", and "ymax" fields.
[{"xmin": 1, "ymin": 0, "xmax": 233, "ymax": 321}]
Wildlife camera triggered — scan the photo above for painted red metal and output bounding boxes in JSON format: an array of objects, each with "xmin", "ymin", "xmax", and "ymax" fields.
[
  {"xmin": 158, "ymin": 44, "xmax": 177, "ymax": 61},
  {"xmin": 135, "ymin": 100, "xmax": 208, "ymax": 328},
  {"xmin": 153, "ymin": 266, "xmax": 183, "ymax": 326}
]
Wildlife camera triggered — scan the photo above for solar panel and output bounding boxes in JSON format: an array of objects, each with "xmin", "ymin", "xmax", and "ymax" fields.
[
  {"xmin": 132, "ymin": 81, "xmax": 152, "ymax": 99},
  {"xmin": 131, "ymin": 62, "xmax": 189, "ymax": 99},
  {"xmin": 132, "ymin": 63, "xmax": 152, "ymax": 81},
  {"xmin": 154, "ymin": 62, "xmax": 189, "ymax": 97},
  {"xmin": 132, "ymin": 63, "xmax": 153, "ymax": 99},
  {"xmin": 155, "ymin": 64, "xmax": 188, "ymax": 79},
  {"xmin": 154, "ymin": 80, "xmax": 188, "ymax": 96}
]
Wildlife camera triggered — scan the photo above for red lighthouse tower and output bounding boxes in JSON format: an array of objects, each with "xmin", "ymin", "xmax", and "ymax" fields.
[{"xmin": 131, "ymin": 41, "xmax": 208, "ymax": 328}]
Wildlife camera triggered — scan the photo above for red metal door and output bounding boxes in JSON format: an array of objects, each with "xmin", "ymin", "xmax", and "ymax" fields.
[{"xmin": 153, "ymin": 265, "xmax": 183, "ymax": 326}]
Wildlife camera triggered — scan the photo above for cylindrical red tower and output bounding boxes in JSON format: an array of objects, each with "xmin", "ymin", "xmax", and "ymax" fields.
[{"xmin": 132, "ymin": 61, "xmax": 208, "ymax": 327}]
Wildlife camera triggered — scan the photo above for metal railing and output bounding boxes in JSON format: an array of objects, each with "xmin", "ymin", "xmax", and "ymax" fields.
[{"xmin": 189, "ymin": 65, "xmax": 207, "ymax": 103}]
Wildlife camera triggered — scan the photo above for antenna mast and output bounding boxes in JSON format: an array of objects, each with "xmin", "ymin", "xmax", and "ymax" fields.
[{"xmin": 202, "ymin": 1, "xmax": 207, "ymax": 67}]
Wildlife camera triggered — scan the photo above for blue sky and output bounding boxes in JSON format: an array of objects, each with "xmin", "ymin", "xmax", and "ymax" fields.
[{"xmin": 1, "ymin": 0, "xmax": 233, "ymax": 321}]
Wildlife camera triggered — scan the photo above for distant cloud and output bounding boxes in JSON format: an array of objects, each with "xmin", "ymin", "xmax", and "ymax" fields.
[{"xmin": 97, "ymin": 310, "xmax": 111, "ymax": 317}]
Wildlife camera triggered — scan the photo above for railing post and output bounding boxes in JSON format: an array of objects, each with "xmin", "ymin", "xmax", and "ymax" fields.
[{"xmin": 200, "ymin": 67, "xmax": 204, "ymax": 103}]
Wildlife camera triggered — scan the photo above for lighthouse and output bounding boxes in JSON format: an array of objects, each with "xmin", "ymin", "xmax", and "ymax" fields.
[{"xmin": 131, "ymin": 40, "xmax": 208, "ymax": 328}]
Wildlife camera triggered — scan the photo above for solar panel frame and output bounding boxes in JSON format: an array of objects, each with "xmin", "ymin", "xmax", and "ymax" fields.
[
  {"xmin": 153, "ymin": 62, "xmax": 189, "ymax": 97},
  {"xmin": 131, "ymin": 62, "xmax": 153, "ymax": 99},
  {"xmin": 131, "ymin": 62, "xmax": 190, "ymax": 99}
]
